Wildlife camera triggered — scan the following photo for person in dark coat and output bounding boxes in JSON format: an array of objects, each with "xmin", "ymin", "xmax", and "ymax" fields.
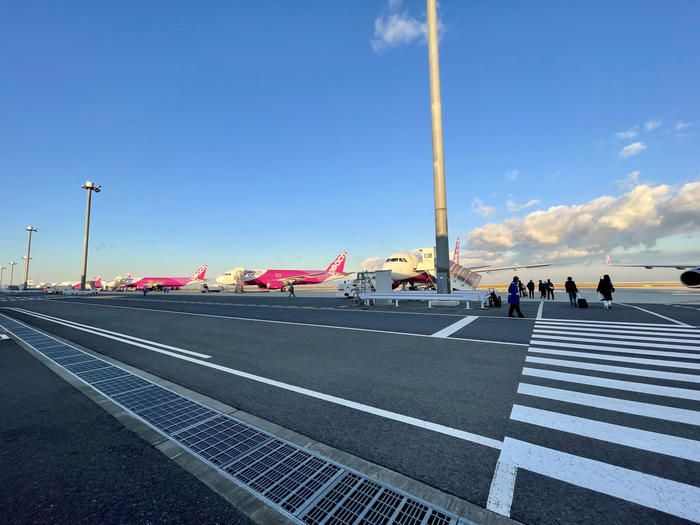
[
  {"xmin": 564, "ymin": 276, "xmax": 578, "ymax": 306},
  {"xmin": 527, "ymin": 279, "xmax": 535, "ymax": 298},
  {"xmin": 538, "ymin": 280, "xmax": 546, "ymax": 299},
  {"xmin": 546, "ymin": 279, "xmax": 555, "ymax": 300},
  {"xmin": 597, "ymin": 274, "xmax": 615, "ymax": 309},
  {"xmin": 518, "ymin": 279, "xmax": 526, "ymax": 297},
  {"xmin": 508, "ymin": 276, "xmax": 525, "ymax": 318}
]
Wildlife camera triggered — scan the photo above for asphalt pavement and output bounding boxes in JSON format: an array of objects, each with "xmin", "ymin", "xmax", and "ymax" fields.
[{"xmin": 1, "ymin": 290, "xmax": 698, "ymax": 524}]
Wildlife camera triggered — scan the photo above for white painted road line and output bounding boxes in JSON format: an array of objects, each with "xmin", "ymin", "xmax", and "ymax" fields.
[
  {"xmin": 495, "ymin": 438, "xmax": 700, "ymax": 521},
  {"xmin": 536, "ymin": 300, "xmax": 544, "ymax": 320},
  {"xmin": 529, "ymin": 340, "xmax": 700, "ymax": 359},
  {"xmin": 511, "ymin": 404, "xmax": 700, "ymax": 461},
  {"xmin": 3, "ymin": 309, "xmax": 503, "ymax": 450},
  {"xmin": 486, "ymin": 460, "xmax": 518, "ymax": 516},
  {"xmin": 617, "ymin": 303, "xmax": 690, "ymax": 326},
  {"xmin": 0, "ymin": 333, "xmax": 8, "ymax": 340},
  {"xmin": 431, "ymin": 315, "xmax": 477, "ymax": 338},
  {"xmin": 533, "ymin": 328, "xmax": 700, "ymax": 344},
  {"xmin": 527, "ymin": 349, "xmax": 700, "ymax": 370},
  {"xmin": 532, "ymin": 333, "xmax": 699, "ymax": 351},
  {"xmin": 26, "ymin": 301, "xmax": 529, "ymax": 347},
  {"xmin": 539, "ymin": 318, "xmax": 693, "ymax": 328},
  {"xmin": 517, "ymin": 383, "xmax": 700, "ymax": 426},
  {"xmin": 10, "ymin": 308, "xmax": 212, "ymax": 359},
  {"xmin": 534, "ymin": 323, "xmax": 700, "ymax": 335},
  {"xmin": 522, "ymin": 367, "xmax": 700, "ymax": 400},
  {"xmin": 525, "ymin": 356, "xmax": 700, "ymax": 383}
]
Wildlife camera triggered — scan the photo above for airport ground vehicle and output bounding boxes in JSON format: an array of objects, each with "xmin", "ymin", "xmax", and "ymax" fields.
[{"xmin": 201, "ymin": 283, "xmax": 222, "ymax": 293}]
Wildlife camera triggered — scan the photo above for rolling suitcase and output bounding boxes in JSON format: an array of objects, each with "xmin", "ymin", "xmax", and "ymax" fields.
[{"xmin": 577, "ymin": 293, "xmax": 588, "ymax": 308}]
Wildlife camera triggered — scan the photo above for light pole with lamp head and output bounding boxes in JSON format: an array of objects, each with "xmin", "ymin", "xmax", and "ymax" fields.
[
  {"xmin": 9, "ymin": 261, "xmax": 17, "ymax": 287},
  {"xmin": 22, "ymin": 226, "xmax": 38, "ymax": 289},
  {"xmin": 80, "ymin": 181, "xmax": 101, "ymax": 291},
  {"xmin": 0, "ymin": 266, "xmax": 6, "ymax": 289}
]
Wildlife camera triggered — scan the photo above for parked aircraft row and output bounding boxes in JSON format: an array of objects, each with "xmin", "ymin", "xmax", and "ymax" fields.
[{"xmin": 26, "ymin": 246, "xmax": 698, "ymax": 293}]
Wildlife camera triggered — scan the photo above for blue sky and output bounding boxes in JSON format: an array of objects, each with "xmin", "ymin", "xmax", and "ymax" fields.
[{"xmin": 1, "ymin": 1, "xmax": 698, "ymax": 284}]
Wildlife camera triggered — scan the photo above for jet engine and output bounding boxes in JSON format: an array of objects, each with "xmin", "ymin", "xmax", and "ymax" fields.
[{"xmin": 680, "ymin": 267, "xmax": 700, "ymax": 288}]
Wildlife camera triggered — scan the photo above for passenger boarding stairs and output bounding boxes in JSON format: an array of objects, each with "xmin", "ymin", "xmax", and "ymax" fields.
[{"xmin": 449, "ymin": 261, "xmax": 482, "ymax": 289}]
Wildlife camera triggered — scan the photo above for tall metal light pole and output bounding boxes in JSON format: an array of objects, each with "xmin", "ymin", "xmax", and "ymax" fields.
[
  {"xmin": 22, "ymin": 226, "xmax": 38, "ymax": 290},
  {"xmin": 427, "ymin": 0, "xmax": 451, "ymax": 294},
  {"xmin": 80, "ymin": 181, "xmax": 101, "ymax": 291},
  {"xmin": 0, "ymin": 266, "xmax": 6, "ymax": 289},
  {"xmin": 9, "ymin": 261, "xmax": 17, "ymax": 287}
]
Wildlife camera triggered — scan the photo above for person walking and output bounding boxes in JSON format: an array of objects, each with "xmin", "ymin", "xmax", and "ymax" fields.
[
  {"xmin": 597, "ymin": 274, "xmax": 615, "ymax": 309},
  {"xmin": 546, "ymin": 279, "xmax": 555, "ymax": 300},
  {"xmin": 508, "ymin": 276, "xmax": 525, "ymax": 318},
  {"xmin": 288, "ymin": 282, "xmax": 296, "ymax": 298},
  {"xmin": 527, "ymin": 279, "xmax": 535, "ymax": 298},
  {"xmin": 564, "ymin": 276, "xmax": 578, "ymax": 306},
  {"xmin": 142, "ymin": 285, "xmax": 148, "ymax": 296},
  {"xmin": 538, "ymin": 280, "xmax": 546, "ymax": 299},
  {"xmin": 518, "ymin": 279, "xmax": 526, "ymax": 297}
]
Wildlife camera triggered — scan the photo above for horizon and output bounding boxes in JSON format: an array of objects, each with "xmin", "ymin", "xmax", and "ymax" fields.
[{"xmin": 1, "ymin": 1, "xmax": 698, "ymax": 285}]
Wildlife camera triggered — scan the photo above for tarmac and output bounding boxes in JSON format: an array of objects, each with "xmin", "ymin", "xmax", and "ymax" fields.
[{"xmin": 0, "ymin": 287, "xmax": 698, "ymax": 524}]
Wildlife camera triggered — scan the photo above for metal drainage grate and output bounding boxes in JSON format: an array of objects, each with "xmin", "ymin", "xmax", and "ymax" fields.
[{"xmin": 0, "ymin": 314, "xmax": 469, "ymax": 525}]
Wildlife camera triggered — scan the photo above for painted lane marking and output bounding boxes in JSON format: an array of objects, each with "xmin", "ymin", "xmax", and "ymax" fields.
[
  {"xmin": 517, "ymin": 383, "xmax": 700, "ymax": 426},
  {"xmin": 526, "ymin": 356, "xmax": 700, "ymax": 383},
  {"xmin": 0, "ymin": 333, "xmax": 8, "ymax": 340},
  {"xmin": 510, "ymin": 404, "xmax": 700, "ymax": 461},
  {"xmin": 486, "ymin": 460, "xmax": 517, "ymax": 516},
  {"xmin": 529, "ymin": 340, "xmax": 700, "ymax": 359},
  {"xmin": 9, "ymin": 308, "xmax": 212, "ymax": 360},
  {"xmin": 26, "ymin": 301, "xmax": 528, "ymax": 347},
  {"xmin": 532, "ymin": 333, "xmax": 699, "ymax": 351},
  {"xmin": 526, "ymin": 355, "xmax": 700, "ymax": 383},
  {"xmin": 527, "ymin": 350, "xmax": 700, "ymax": 373},
  {"xmin": 536, "ymin": 300, "xmax": 544, "ymax": 320},
  {"xmin": 489, "ymin": 437, "xmax": 700, "ymax": 521},
  {"xmin": 533, "ymin": 328, "xmax": 700, "ymax": 344},
  {"xmin": 12, "ymin": 307, "xmax": 212, "ymax": 359},
  {"xmin": 534, "ymin": 323, "xmax": 700, "ymax": 335},
  {"xmin": 539, "ymin": 317, "xmax": 691, "ymax": 328},
  {"xmin": 4, "ymin": 308, "xmax": 503, "ymax": 450},
  {"xmin": 617, "ymin": 303, "xmax": 690, "ymax": 326},
  {"xmin": 431, "ymin": 315, "xmax": 477, "ymax": 338},
  {"xmin": 522, "ymin": 367, "xmax": 700, "ymax": 400}
]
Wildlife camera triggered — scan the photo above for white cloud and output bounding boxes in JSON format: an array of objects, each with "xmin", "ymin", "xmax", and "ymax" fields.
[
  {"xmin": 644, "ymin": 119, "xmax": 662, "ymax": 131},
  {"xmin": 464, "ymin": 182, "xmax": 700, "ymax": 265},
  {"xmin": 506, "ymin": 199, "xmax": 540, "ymax": 212},
  {"xmin": 371, "ymin": 12, "xmax": 426, "ymax": 53},
  {"xmin": 618, "ymin": 142, "xmax": 646, "ymax": 158},
  {"xmin": 674, "ymin": 120, "xmax": 691, "ymax": 131},
  {"xmin": 505, "ymin": 169, "xmax": 519, "ymax": 181},
  {"xmin": 370, "ymin": 2, "xmax": 445, "ymax": 53},
  {"xmin": 361, "ymin": 257, "xmax": 385, "ymax": 272},
  {"xmin": 616, "ymin": 171, "xmax": 641, "ymax": 190},
  {"xmin": 471, "ymin": 197, "xmax": 497, "ymax": 217},
  {"xmin": 615, "ymin": 130, "xmax": 638, "ymax": 139}
]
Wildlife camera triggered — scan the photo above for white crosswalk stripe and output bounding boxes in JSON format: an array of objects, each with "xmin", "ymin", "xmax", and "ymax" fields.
[{"xmin": 489, "ymin": 318, "xmax": 700, "ymax": 521}]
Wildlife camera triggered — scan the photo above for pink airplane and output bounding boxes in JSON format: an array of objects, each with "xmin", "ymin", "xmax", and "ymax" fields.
[
  {"xmin": 126, "ymin": 265, "xmax": 207, "ymax": 290},
  {"xmin": 216, "ymin": 252, "xmax": 348, "ymax": 290}
]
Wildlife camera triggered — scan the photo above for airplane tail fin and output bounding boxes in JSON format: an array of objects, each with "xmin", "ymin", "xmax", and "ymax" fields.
[
  {"xmin": 453, "ymin": 238, "xmax": 460, "ymax": 265},
  {"xmin": 325, "ymin": 252, "xmax": 347, "ymax": 276},
  {"xmin": 94, "ymin": 276, "xmax": 102, "ymax": 288},
  {"xmin": 190, "ymin": 265, "xmax": 208, "ymax": 281},
  {"xmin": 606, "ymin": 252, "xmax": 611, "ymax": 265}
]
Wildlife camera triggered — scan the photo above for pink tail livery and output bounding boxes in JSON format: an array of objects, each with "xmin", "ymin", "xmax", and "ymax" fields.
[
  {"xmin": 190, "ymin": 265, "xmax": 208, "ymax": 281},
  {"xmin": 453, "ymin": 238, "xmax": 460, "ymax": 265},
  {"xmin": 325, "ymin": 252, "xmax": 347, "ymax": 276},
  {"xmin": 606, "ymin": 252, "xmax": 611, "ymax": 265}
]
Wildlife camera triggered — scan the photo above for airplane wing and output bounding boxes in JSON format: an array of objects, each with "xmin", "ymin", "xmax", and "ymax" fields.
[
  {"xmin": 608, "ymin": 264, "xmax": 697, "ymax": 270},
  {"xmin": 475, "ymin": 263, "xmax": 552, "ymax": 273}
]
